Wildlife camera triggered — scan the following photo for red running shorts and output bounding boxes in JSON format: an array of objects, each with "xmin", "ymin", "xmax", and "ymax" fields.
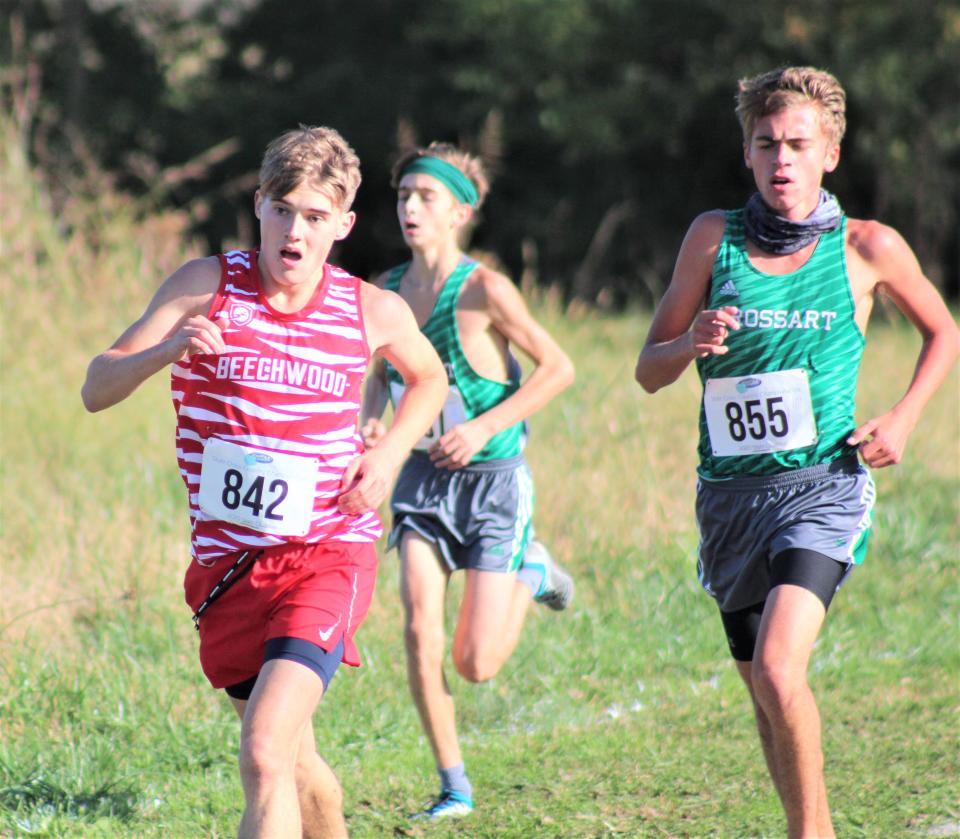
[{"xmin": 183, "ymin": 540, "xmax": 377, "ymax": 689}]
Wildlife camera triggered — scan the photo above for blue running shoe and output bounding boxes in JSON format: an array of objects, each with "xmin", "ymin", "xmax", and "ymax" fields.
[
  {"xmin": 526, "ymin": 540, "xmax": 574, "ymax": 611},
  {"xmin": 411, "ymin": 789, "xmax": 474, "ymax": 821}
]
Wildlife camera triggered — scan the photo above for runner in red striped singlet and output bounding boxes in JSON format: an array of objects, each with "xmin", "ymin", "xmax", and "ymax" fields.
[
  {"xmin": 171, "ymin": 252, "xmax": 386, "ymax": 564},
  {"xmin": 83, "ymin": 126, "xmax": 447, "ymax": 839}
]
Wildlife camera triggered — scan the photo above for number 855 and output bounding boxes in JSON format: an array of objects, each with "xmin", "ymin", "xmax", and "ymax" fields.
[{"xmin": 725, "ymin": 397, "xmax": 789, "ymax": 442}]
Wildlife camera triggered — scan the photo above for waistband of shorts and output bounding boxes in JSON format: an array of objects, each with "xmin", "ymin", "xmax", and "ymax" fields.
[
  {"xmin": 697, "ymin": 455, "xmax": 862, "ymax": 492},
  {"xmin": 195, "ymin": 538, "xmax": 375, "ymax": 567},
  {"xmin": 407, "ymin": 450, "xmax": 527, "ymax": 473}
]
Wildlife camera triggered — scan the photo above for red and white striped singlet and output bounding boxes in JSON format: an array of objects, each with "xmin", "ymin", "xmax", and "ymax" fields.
[{"xmin": 171, "ymin": 249, "xmax": 382, "ymax": 564}]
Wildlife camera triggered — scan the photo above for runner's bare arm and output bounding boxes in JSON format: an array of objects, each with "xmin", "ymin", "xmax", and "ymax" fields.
[
  {"xmin": 358, "ymin": 271, "xmax": 392, "ymax": 447},
  {"xmin": 338, "ymin": 285, "xmax": 447, "ymax": 513},
  {"xmin": 360, "ymin": 357, "xmax": 389, "ymax": 448},
  {"xmin": 430, "ymin": 266, "xmax": 575, "ymax": 469},
  {"xmin": 81, "ymin": 257, "xmax": 223, "ymax": 412},
  {"xmin": 483, "ymin": 268, "xmax": 575, "ymax": 423},
  {"xmin": 635, "ymin": 212, "xmax": 737, "ymax": 393},
  {"xmin": 845, "ymin": 220, "xmax": 960, "ymax": 467}
]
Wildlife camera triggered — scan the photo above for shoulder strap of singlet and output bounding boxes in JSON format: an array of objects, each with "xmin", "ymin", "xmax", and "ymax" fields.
[
  {"xmin": 431, "ymin": 258, "xmax": 478, "ymax": 321},
  {"xmin": 383, "ymin": 263, "xmax": 409, "ymax": 293},
  {"xmin": 705, "ymin": 211, "xmax": 741, "ymax": 304},
  {"xmin": 210, "ymin": 249, "xmax": 257, "ymax": 318}
]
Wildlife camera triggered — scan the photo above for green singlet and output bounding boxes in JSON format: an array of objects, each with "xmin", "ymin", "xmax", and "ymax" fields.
[
  {"xmin": 696, "ymin": 210, "xmax": 864, "ymax": 479},
  {"xmin": 384, "ymin": 259, "xmax": 524, "ymax": 463}
]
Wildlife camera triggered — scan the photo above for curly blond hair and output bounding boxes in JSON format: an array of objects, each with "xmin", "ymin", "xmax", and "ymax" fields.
[
  {"xmin": 736, "ymin": 67, "xmax": 847, "ymax": 146},
  {"xmin": 259, "ymin": 125, "xmax": 361, "ymax": 210}
]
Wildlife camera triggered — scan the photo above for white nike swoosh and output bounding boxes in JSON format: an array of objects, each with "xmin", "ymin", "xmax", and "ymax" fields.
[{"xmin": 318, "ymin": 617, "xmax": 341, "ymax": 642}]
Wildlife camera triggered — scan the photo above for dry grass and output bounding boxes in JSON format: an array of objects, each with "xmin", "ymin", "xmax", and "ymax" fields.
[
  {"xmin": 2, "ymin": 112, "xmax": 958, "ymax": 838},
  {"xmin": 1, "ymin": 115, "xmax": 199, "ymax": 648}
]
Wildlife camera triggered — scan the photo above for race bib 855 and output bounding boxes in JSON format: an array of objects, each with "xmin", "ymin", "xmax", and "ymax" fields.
[{"xmin": 704, "ymin": 369, "xmax": 817, "ymax": 456}]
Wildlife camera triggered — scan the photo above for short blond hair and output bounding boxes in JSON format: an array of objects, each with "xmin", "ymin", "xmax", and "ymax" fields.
[
  {"xmin": 736, "ymin": 67, "xmax": 847, "ymax": 146},
  {"xmin": 259, "ymin": 125, "xmax": 361, "ymax": 210},
  {"xmin": 391, "ymin": 142, "xmax": 490, "ymax": 209}
]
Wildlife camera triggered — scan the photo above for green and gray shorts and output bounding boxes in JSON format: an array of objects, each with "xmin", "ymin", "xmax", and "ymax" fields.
[
  {"xmin": 695, "ymin": 456, "xmax": 875, "ymax": 613},
  {"xmin": 389, "ymin": 452, "xmax": 533, "ymax": 573}
]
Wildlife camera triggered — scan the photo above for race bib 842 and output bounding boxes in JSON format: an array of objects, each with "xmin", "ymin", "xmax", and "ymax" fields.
[{"xmin": 198, "ymin": 438, "xmax": 319, "ymax": 536}]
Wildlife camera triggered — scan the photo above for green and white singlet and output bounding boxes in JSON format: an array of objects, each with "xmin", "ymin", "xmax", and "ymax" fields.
[
  {"xmin": 384, "ymin": 259, "xmax": 524, "ymax": 463},
  {"xmin": 696, "ymin": 210, "xmax": 864, "ymax": 479}
]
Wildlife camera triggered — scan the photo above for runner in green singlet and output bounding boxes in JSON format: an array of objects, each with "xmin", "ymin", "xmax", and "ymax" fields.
[
  {"xmin": 635, "ymin": 67, "xmax": 959, "ymax": 838},
  {"xmin": 361, "ymin": 142, "xmax": 575, "ymax": 821}
]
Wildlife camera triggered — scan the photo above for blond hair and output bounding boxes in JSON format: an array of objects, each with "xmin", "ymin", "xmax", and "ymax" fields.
[
  {"xmin": 391, "ymin": 142, "xmax": 491, "ymax": 209},
  {"xmin": 736, "ymin": 67, "xmax": 847, "ymax": 146},
  {"xmin": 259, "ymin": 125, "xmax": 361, "ymax": 210}
]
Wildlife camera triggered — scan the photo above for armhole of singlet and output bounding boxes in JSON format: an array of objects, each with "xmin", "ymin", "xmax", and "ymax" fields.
[
  {"xmin": 384, "ymin": 262, "xmax": 409, "ymax": 294},
  {"xmin": 207, "ymin": 252, "xmax": 237, "ymax": 319},
  {"xmin": 450, "ymin": 260, "xmax": 514, "ymax": 389},
  {"xmin": 835, "ymin": 217, "xmax": 865, "ymax": 343},
  {"xmin": 704, "ymin": 211, "xmax": 735, "ymax": 307},
  {"xmin": 354, "ymin": 274, "xmax": 373, "ymax": 364}
]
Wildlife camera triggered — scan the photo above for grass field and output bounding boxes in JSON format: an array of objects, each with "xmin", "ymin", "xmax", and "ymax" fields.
[{"xmin": 1, "ymin": 123, "xmax": 958, "ymax": 838}]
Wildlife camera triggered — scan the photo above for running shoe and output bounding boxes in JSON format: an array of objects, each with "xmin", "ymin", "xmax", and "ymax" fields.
[
  {"xmin": 411, "ymin": 789, "xmax": 474, "ymax": 821},
  {"xmin": 526, "ymin": 540, "xmax": 574, "ymax": 611}
]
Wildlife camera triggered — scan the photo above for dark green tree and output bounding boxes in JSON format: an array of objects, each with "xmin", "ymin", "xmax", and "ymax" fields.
[{"xmin": 5, "ymin": 0, "xmax": 957, "ymax": 299}]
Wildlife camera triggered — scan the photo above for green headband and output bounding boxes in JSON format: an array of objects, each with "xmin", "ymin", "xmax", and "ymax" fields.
[{"xmin": 400, "ymin": 156, "xmax": 479, "ymax": 208}]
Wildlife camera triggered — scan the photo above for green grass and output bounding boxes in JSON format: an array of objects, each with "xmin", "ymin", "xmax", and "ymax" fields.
[{"xmin": 2, "ymin": 116, "xmax": 958, "ymax": 837}]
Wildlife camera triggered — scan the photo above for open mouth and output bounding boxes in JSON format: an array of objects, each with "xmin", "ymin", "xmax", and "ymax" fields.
[{"xmin": 280, "ymin": 247, "xmax": 302, "ymax": 262}]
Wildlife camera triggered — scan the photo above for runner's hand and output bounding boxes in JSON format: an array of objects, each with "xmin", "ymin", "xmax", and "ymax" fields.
[
  {"xmin": 171, "ymin": 312, "xmax": 230, "ymax": 361},
  {"xmin": 691, "ymin": 306, "xmax": 740, "ymax": 357},
  {"xmin": 337, "ymin": 448, "xmax": 396, "ymax": 513},
  {"xmin": 847, "ymin": 409, "xmax": 914, "ymax": 468},
  {"xmin": 360, "ymin": 418, "xmax": 387, "ymax": 449},
  {"xmin": 429, "ymin": 419, "xmax": 493, "ymax": 471}
]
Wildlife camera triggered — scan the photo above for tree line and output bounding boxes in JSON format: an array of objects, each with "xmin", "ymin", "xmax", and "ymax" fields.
[{"xmin": 5, "ymin": 0, "xmax": 958, "ymax": 303}]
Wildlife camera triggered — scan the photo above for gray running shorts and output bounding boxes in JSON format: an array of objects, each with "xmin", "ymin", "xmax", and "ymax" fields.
[
  {"xmin": 388, "ymin": 452, "xmax": 534, "ymax": 573},
  {"xmin": 695, "ymin": 456, "xmax": 875, "ymax": 612}
]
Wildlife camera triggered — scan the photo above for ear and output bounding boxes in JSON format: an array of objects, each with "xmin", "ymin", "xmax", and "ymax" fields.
[
  {"xmin": 335, "ymin": 210, "xmax": 357, "ymax": 241},
  {"xmin": 743, "ymin": 142, "xmax": 753, "ymax": 170},
  {"xmin": 254, "ymin": 190, "xmax": 263, "ymax": 219},
  {"xmin": 824, "ymin": 143, "xmax": 841, "ymax": 173},
  {"xmin": 452, "ymin": 203, "xmax": 475, "ymax": 229}
]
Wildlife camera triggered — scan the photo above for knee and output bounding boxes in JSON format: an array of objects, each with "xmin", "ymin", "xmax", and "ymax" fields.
[
  {"xmin": 295, "ymin": 753, "xmax": 342, "ymax": 810},
  {"xmin": 750, "ymin": 658, "xmax": 806, "ymax": 717},
  {"xmin": 454, "ymin": 656, "xmax": 495, "ymax": 684},
  {"xmin": 404, "ymin": 617, "xmax": 444, "ymax": 671},
  {"xmin": 239, "ymin": 732, "xmax": 291, "ymax": 789},
  {"xmin": 452, "ymin": 641, "xmax": 499, "ymax": 683}
]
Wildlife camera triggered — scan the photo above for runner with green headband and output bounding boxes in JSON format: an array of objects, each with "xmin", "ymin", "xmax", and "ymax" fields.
[
  {"xmin": 361, "ymin": 141, "xmax": 576, "ymax": 822},
  {"xmin": 398, "ymin": 156, "xmax": 480, "ymax": 207}
]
